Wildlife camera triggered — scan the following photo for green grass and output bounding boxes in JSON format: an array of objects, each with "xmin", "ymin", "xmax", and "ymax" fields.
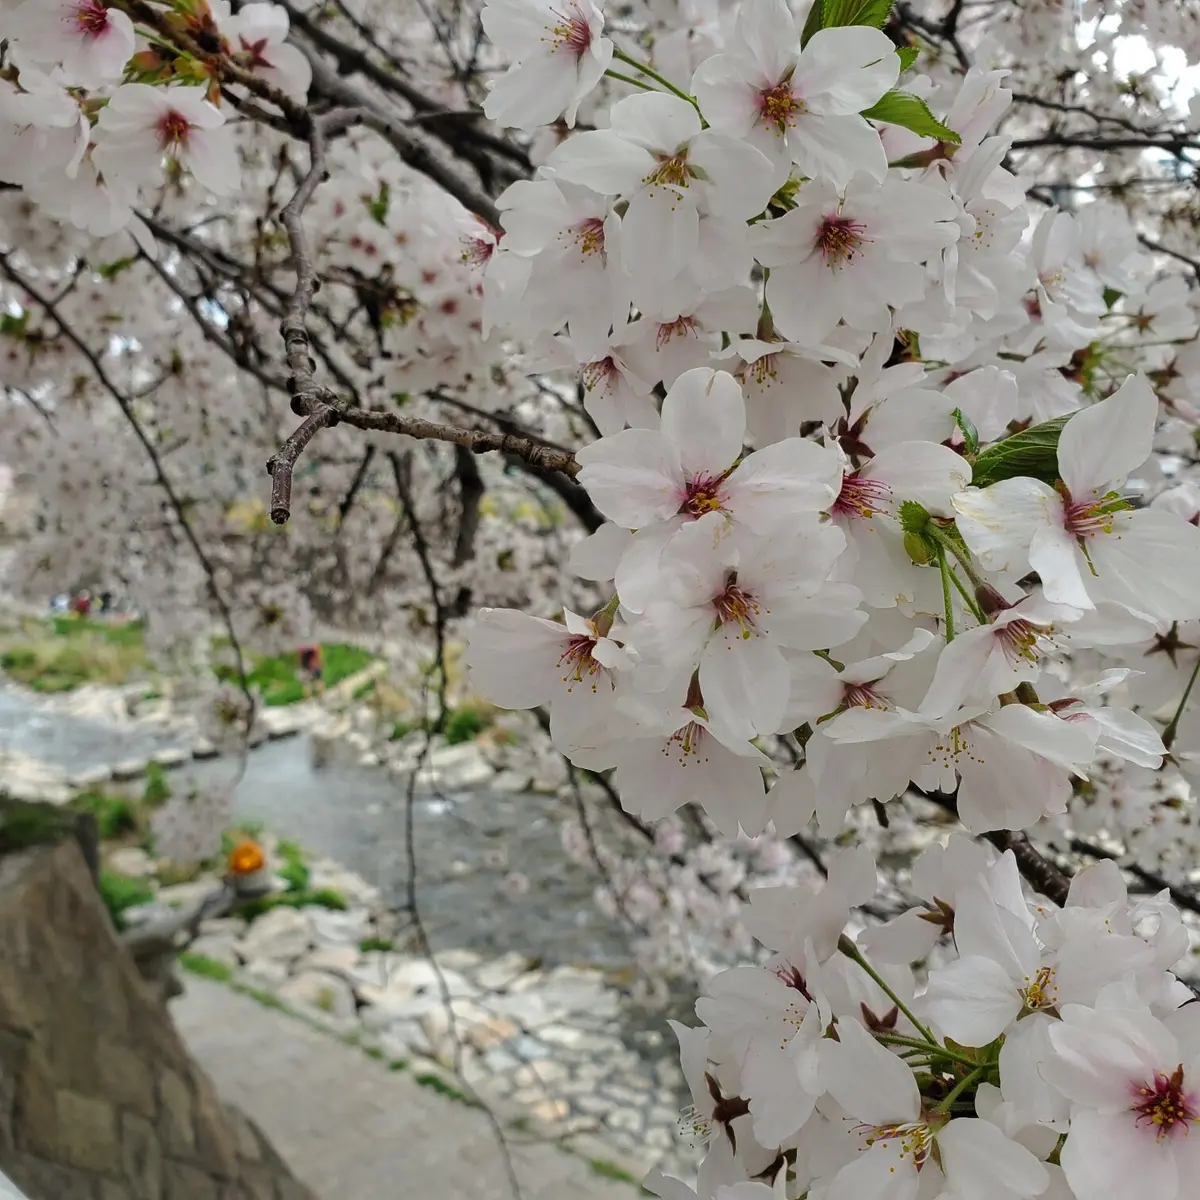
[
  {"xmin": 69, "ymin": 789, "xmax": 139, "ymax": 841},
  {"xmin": 588, "ymin": 1159, "xmax": 639, "ymax": 1184},
  {"xmin": 0, "ymin": 617, "xmax": 147, "ymax": 692},
  {"xmin": 444, "ymin": 705, "xmax": 492, "ymax": 745},
  {"xmin": 276, "ymin": 839, "xmax": 310, "ymax": 893},
  {"xmin": 233, "ymin": 886, "xmax": 348, "ymax": 922},
  {"xmin": 359, "ymin": 936, "xmax": 394, "ymax": 953},
  {"xmin": 98, "ymin": 870, "xmax": 154, "ymax": 930},
  {"xmin": 179, "ymin": 952, "xmax": 234, "ymax": 983},
  {"xmin": 142, "ymin": 762, "xmax": 171, "ymax": 808},
  {"xmin": 413, "ymin": 1073, "xmax": 481, "ymax": 1108},
  {"xmin": 212, "ymin": 641, "xmax": 375, "ymax": 706}
]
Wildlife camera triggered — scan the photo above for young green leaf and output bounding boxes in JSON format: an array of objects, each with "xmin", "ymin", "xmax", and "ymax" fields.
[
  {"xmin": 896, "ymin": 45, "xmax": 920, "ymax": 71},
  {"xmin": 951, "ymin": 407, "xmax": 980, "ymax": 456},
  {"xmin": 800, "ymin": 0, "xmax": 894, "ymax": 47},
  {"xmin": 861, "ymin": 89, "xmax": 962, "ymax": 145},
  {"xmin": 970, "ymin": 415, "xmax": 1071, "ymax": 489}
]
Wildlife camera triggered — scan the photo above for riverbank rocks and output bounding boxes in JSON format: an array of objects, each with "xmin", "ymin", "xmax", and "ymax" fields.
[{"xmin": 239, "ymin": 907, "xmax": 313, "ymax": 963}]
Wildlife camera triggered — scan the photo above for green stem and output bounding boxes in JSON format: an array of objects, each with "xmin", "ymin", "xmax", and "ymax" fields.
[
  {"xmin": 838, "ymin": 936, "xmax": 937, "ymax": 1044},
  {"xmin": 928, "ymin": 524, "xmax": 991, "ymax": 592},
  {"xmin": 947, "ymin": 566, "xmax": 987, "ymax": 623},
  {"xmin": 605, "ymin": 68, "xmax": 656, "ymax": 92},
  {"xmin": 934, "ymin": 1065, "xmax": 990, "ymax": 1113},
  {"xmin": 1163, "ymin": 653, "xmax": 1200, "ymax": 750},
  {"xmin": 873, "ymin": 1033, "xmax": 979, "ymax": 1070},
  {"xmin": 611, "ymin": 48, "xmax": 698, "ymax": 108},
  {"xmin": 936, "ymin": 543, "xmax": 955, "ymax": 642}
]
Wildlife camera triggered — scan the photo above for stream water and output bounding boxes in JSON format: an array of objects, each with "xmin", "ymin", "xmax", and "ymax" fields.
[{"xmin": 0, "ymin": 685, "xmax": 632, "ymax": 969}]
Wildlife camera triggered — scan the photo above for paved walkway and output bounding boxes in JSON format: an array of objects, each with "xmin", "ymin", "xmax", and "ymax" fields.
[{"xmin": 171, "ymin": 978, "xmax": 640, "ymax": 1200}]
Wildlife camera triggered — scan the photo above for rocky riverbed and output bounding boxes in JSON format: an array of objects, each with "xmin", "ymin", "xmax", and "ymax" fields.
[{"xmin": 0, "ymin": 679, "xmax": 700, "ymax": 1181}]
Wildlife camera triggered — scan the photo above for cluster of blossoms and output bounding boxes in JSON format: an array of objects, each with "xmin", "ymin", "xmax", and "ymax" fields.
[
  {"xmin": 0, "ymin": 0, "xmax": 308, "ymax": 249},
  {"xmin": 3, "ymin": 2, "xmax": 1200, "ymax": 1196},
  {"xmin": 642, "ymin": 836, "xmax": 1199, "ymax": 1200},
  {"xmin": 463, "ymin": 0, "xmax": 1200, "ymax": 1193}
]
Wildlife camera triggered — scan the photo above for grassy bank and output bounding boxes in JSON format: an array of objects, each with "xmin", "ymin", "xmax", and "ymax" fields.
[{"xmin": 0, "ymin": 615, "xmax": 147, "ymax": 692}]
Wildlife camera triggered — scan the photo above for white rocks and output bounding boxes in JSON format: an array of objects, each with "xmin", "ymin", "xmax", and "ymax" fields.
[
  {"xmin": 305, "ymin": 906, "xmax": 371, "ymax": 947},
  {"xmin": 237, "ymin": 907, "xmax": 312, "ymax": 963},
  {"xmin": 151, "ymin": 747, "xmax": 189, "ymax": 769},
  {"xmin": 473, "ymin": 951, "xmax": 531, "ymax": 992},
  {"xmin": 106, "ymin": 846, "xmax": 155, "ymax": 878},
  {"xmin": 109, "ymin": 758, "xmax": 148, "ymax": 782},
  {"xmin": 67, "ymin": 765, "xmax": 112, "ymax": 790},
  {"xmin": 187, "ymin": 933, "xmax": 240, "ymax": 969},
  {"xmin": 300, "ymin": 945, "xmax": 360, "ymax": 974},
  {"xmin": 413, "ymin": 742, "xmax": 495, "ymax": 791},
  {"xmin": 239, "ymin": 958, "xmax": 290, "ymax": 990},
  {"xmin": 277, "ymin": 970, "xmax": 358, "ymax": 1020},
  {"xmin": 191, "ymin": 739, "xmax": 220, "ymax": 760},
  {"xmin": 490, "ymin": 770, "xmax": 531, "ymax": 794},
  {"xmin": 158, "ymin": 880, "xmax": 218, "ymax": 908}
]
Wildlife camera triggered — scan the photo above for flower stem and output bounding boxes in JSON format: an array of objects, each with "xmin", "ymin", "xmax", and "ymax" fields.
[
  {"xmin": 936, "ymin": 544, "xmax": 955, "ymax": 642},
  {"xmin": 928, "ymin": 523, "xmax": 991, "ymax": 592},
  {"xmin": 611, "ymin": 48, "xmax": 699, "ymax": 108},
  {"xmin": 838, "ymin": 935, "xmax": 937, "ymax": 1044},
  {"xmin": 605, "ymin": 68, "xmax": 656, "ymax": 92},
  {"xmin": 873, "ymin": 1033, "xmax": 980, "ymax": 1070},
  {"xmin": 934, "ymin": 1064, "xmax": 990, "ymax": 1113},
  {"xmin": 1163, "ymin": 652, "xmax": 1200, "ymax": 750},
  {"xmin": 947, "ymin": 565, "xmax": 987, "ymax": 623}
]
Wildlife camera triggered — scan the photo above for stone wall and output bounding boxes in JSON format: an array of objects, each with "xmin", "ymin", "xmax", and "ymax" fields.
[{"xmin": 0, "ymin": 837, "xmax": 317, "ymax": 1200}]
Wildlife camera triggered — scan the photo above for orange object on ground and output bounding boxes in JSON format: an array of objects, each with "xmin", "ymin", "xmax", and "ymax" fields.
[{"xmin": 228, "ymin": 839, "xmax": 266, "ymax": 877}]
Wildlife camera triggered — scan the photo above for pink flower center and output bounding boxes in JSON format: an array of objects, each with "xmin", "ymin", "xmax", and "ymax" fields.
[
  {"xmin": 757, "ymin": 81, "xmax": 806, "ymax": 132},
  {"xmin": 656, "ymin": 314, "xmax": 697, "ymax": 349},
  {"xmin": 679, "ymin": 473, "xmax": 727, "ymax": 518},
  {"xmin": 572, "ymin": 216, "xmax": 605, "ymax": 258},
  {"xmin": 713, "ymin": 576, "xmax": 762, "ymax": 638},
  {"xmin": 1130, "ymin": 1066, "xmax": 1198, "ymax": 1141},
  {"xmin": 994, "ymin": 618, "xmax": 1047, "ymax": 665},
  {"xmin": 843, "ymin": 681, "xmax": 885, "ymax": 708},
  {"xmin": 581, "ymin": 357, "xmax": 619, "ymax": 394},
  {"xmin": 74, "ymin": 1, "xmax": 109, "ymax": 37},
  {"xmin": 815, "ymin": 214, "xmax": 868, "ymax": 268},
  {"xmin": 557, "ymin": 634, "xmax": 604, "ymax": 691},
  {"xmin": 646, "ymin": 151, "xmax": 692, "ymax": 189},
  {"xmin": 158, "ymin": 111, "xmax": 192, "ymax": 151},
  {"xmin": 460, "ymin": 230, "xmax": 497, "ymax": 267},
  {"xmin": 663, "ymin": 719, "xmax": 711, "ymax": 764},
  {"xmin": 860, "ymin": 1121, "xmax": 933, "ymax": 1168},
  {"xmin": 832, "ymin": 474, "xmax": 890, "ymax": 519},
  {"xmin": 549, "ymin": 4, "xmax": 593, "ymax": 56},
  {"xmin": 1062, "ymin": 491, "xmax": 1118, "ymax": 540}
]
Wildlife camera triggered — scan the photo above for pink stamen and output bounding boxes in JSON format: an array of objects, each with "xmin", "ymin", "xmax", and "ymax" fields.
[
  {"xmin": 1130, "ymin": 1066, "xmax": 1198, "ymax": 1141},
  {"xmin": 158, "ymin": 111, "xmax": 191, "ymax": 151},
  {"xmin": 549, "ymin": 4, "xmax": 593, "ymax": 56},
  {"xmin": 832, "ymin": 474, "xmax": 891, "ymax": 520},
  {"xmin": 815, "ymin": 214, "xmax": 869, "ymax": 268},
  {"xmin": 679, "ymin": 473, "xmax": 727, "ymax": 519},
  {"xmin": 713, "ymin": 578, "xmax": 762, "ymax": 638},
  {"xmin": 74, "ymin": 1, "xmax": 109, "ymax": 37}
]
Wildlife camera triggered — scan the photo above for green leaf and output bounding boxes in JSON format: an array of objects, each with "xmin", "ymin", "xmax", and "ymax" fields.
[
  {"xmin": 367, "ymin": 181, "xmax": 391, "ymax": 227},
  {"xmin": 951, "ymin": 407, "xmax": 980, "ymax": 456},
  {"xmin": 97, "ymin": 257, "xmax": 135, "ymax": 280},
  {"xmin": 0, "ymin": 310, "xmax": 29, "ymax": 337},
  {"xmin": 896, "ymin": 45, "xmax": 920, "ymax": 71},
  {"xmin": 800, "ymin": 0, "xmax": 893, "ymax": 47},
  {"xmin": 1102, "ymin": 286, "xmax": 1123, "ymax": 310},
  {"xmin": 861, "ymin": 89, "xmax": 962, "ymax": 145},
  {"xmin": 970, "ymin": 415, "xmax": 1071, "ymax": 489}
]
